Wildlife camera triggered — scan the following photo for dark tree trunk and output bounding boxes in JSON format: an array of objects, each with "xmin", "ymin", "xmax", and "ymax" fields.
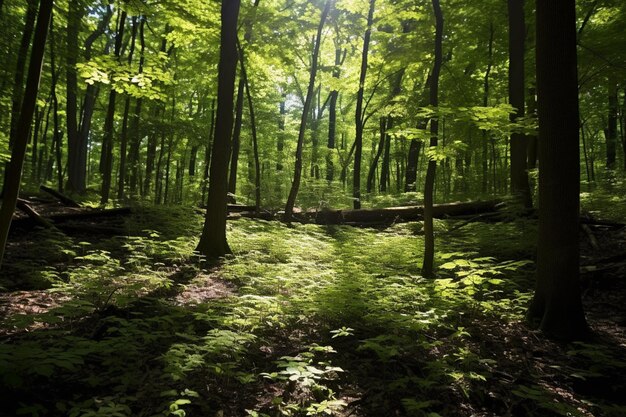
[
  {"xmin": 66, "ymin": 0, "xmax": 85, "ymax": 194},
  {"xmin": 327, "ymin": 46, "xmax": 345, "ymax": 182},
  {"xmin": 284, "ymin": 0, "xmax": 333, "ymax": 221},
  {"xmin": 380, "ymin": 118, "xmax": 392, "ymax": 192},
  {"xmin": 277, "ymin": 95, "xmax": 286, "ymax": 171},
  {"xmin": 117, "ymin": 16, "xmax": 138, "ymax": 200},
  {"xmin": 74, "ymin": 5, "xmax": 113, "ymax": 194},
  {"xmin": 353, "ymin": 0, "xmax": 376, "ymax": 209},
  {"xmin": 527, "ymin": 86, "xmax": 538, "ymax": 169},
  {"xmin": 197, "ymin": 0, "xmax": 241, "ymax": 258},
  {"xmin": 228, "ymin": 77, "xmax": 245, "ymax": 203},
  {"xmin": 100, "ymin": 6, "xmax": 128, "ymax": 204},
  {"xmin": 508, "ymin": 0, "xmax": 532, "ymax": 208},
  {"xmin": 606, "ymin": 78, "xmax": 618, "ymax": 169},
  {"xmin": 237, "ymin": 41, "xmax": 261, "ymax": 210},
  {"xmin": 421, "ymin": 0, "xmax": 443, "ymax": 278},
  {"xmin": 0, "ymin": 0, "xmax": 53, "ymax": 266},
  {"xmin": 527, "ymin": 0, "xmax": 588, "ymax": 340},
  {"xmin": 202, "ymin": 99, "xmax": 216, "ymax": 205},
  {"xmin": 405, "ymin": 73, "xmax": 431, "ymax": 192},
  {"xmin": 482, "ymin": 22, "xmax": 494, "ymax": 194},
  {"xmin": 49, "ymin": 14, "xmax": 63, "ymax": 192},
  {"xmin": 227, "ymin": 0, "xmax": 259, "ymax": 204},
  {"xmin": 367, "ymin": 117, "xmax": 386, "ymax": 193},
  {"xmin": 8, "ymin": 0, "xmax": 37, "ymax": 148},
  {"xmin": 129, "ymin": 18, "xmax": 145, "ymax": 195}
]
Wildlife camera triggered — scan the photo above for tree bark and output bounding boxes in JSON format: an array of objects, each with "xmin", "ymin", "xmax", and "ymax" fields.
[
  {"xmin": 606, "ymin": 77, "xmax": 618, "ymax": 169},
  {"xmin": 197, "ymin": 0, "xmax": 241, "ymax": 258},
  {"xmin": 117, "ymin": 16, "xmax": 139, "ymax": 200},
  {"xmin": 421, "ymin": 0, "xmax": 443, "ymax": 278},
  {"xmin": 284, "ymin": 0, "xmax": 333, "ymax": 221},
  {"xmin": 65, "ymin": 0, "xmax": 85, "ymax": 194},
  {"xmin": 527, "ymin": 0, "xmax": 588, "ymax": 340},
  {"xmin": 508, "ymin": 0, "xmax": 532, "ymax": 208},
  {"xmin": 100, "ymin": 6, "xmax": 127, "ymax": 204},
  {"xmin": 0, "ymin": 0, "xmax": 54, "ymax": 266},
  {"xmin": 353, "ymin": 0, "xmax": 376, "ymax": 209}
]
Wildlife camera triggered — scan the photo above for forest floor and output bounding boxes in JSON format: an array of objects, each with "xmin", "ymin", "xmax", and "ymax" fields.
[{"xmin": 0, "ymin": 194, "xmax": 626, "ymax": 417}]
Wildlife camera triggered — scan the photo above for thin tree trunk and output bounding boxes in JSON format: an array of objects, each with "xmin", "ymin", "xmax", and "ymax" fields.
[
  {"xmin": 353, "ymin": 0, "xmax": 376, "ymax": 209},
  {"xmin": 508, "ymin": 0, "xmax": 532, "ymax": 208},
  {"xmin": 482, "ymin": 22, "xmax": 494, "ymax": 194},
  {"xmin": 238, "ymin": 41, "xmax": 262, "ymax": 210},
  {"xmin": 8, "ymin": 0, "xmax": 37, "ymax": 148},
  {"xmin": 284, "ymin": 0, "xmax": 333, "ymax": 221},
  {"xmin": 367, "ymin": 117, "xmax": 386, "ymax": 193},
  {"xmin": 327, "ymin": 45, "xmax": 345, "ymax": 182},
  {"xmin": 277, "ymin": 94, "xmax": 286, "ymax": 171},
  {"xmin": 129, "ymin": 18, "xmax": 146, "ymax": 195},
  {"xmin": 100, "ymin": 6, "xmax": 127, "ymax": 204},
  {"xmin": 66, "ymin": 0, "xmax": 84, "ymax": 193},
  {"xmin": 421, "ymin": 0, "xmax": 443, "ymax": 278},
  {"xmin": 0, "ymin": 0, "xmax": 53, "ymax": 266},
  {"xmin": 228, "ymin": 78, "xmax": 245, "ymax": 203},
  {"xmin": 117, "ymin": 16, "xmax": 138, "ymax": 200},
  {"xmin": 202, "ymin": 99, "xmax": 216, "ymax": 205},
  {"xmin": 606, "ymin": 77, "xmax": 618, "ymax": 169},
  {"xmin": 49, "ymin": 14, "xmax": 63, "ymax": 192},
  {"xmin": 380, "ymin": 117, "xmax": 392, "ymax": 192},
  {"xmin": 197, "ymin": 0, "xmax": 241, "ymax": 258}
]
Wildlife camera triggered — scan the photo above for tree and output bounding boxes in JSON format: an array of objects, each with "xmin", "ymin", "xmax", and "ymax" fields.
[
  {"xmin": 284, "ymin": 0, "xmax": 333, "ymax": 221},
  {"xmin": 100, "ymin": 4, "xmax": 128, "ymax": 205},
  {"xmin": 196, "ymin": 0, "xmax": 241, "ymax": 259},
  {"xmin": 0, "ymin": 0, "xmax": 54, "ymax": 266},
  {"xmin": 353, "ymin": 0, "xmax": 376, "ymax": 210},
  {"xmin": 508, "ymin": 0, "xmax": 532, "ymax": 208},
  {"xmin": 527, "ymin": 0, "xmax": 588, "ymax": 340},
  {"xmin": 421, "ymin": 0, "xmax": 443, "ymax": 278}
]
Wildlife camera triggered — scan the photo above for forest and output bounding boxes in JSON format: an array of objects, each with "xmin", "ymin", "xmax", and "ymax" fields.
[{"xmin": 0, "ymin": 0, "xmax": 625, "ymax": 415}]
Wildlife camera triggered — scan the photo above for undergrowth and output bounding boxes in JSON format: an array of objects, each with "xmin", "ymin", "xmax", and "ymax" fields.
[{"xmin": 0, "ymin": 207, "xmax": 624, "ymax": 417}]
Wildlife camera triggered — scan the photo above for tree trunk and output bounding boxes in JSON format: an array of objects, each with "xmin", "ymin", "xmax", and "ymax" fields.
[
  {"xmin": 353, "ymin": 0, "xmax": 376, "ymax": 209},
  {"xmin": 421, "ymin": 0, "xmax": 443, "ymax": 278},
  {"xmin": 49, "ymin": 14, "xmax": 63, "ymax": 192},
  {"xmin": 327, "ymin": 45, "xmax": 344, "ymax": 182},
  {"xmin": 508, "ymin": 0, "xmax": 532, "ymax": 208},
  {"xmin": 380, "ymin": 117, "xmax": 392, "ymax": 192},
  {"xmin": 277, "ymin": 94, "xmax": 286, "ymax": 171},
  {"xmin": 527, "ymin": 0, "xmax": 588, "ymax": 340},
  {"xmin": 128, "ymin": 18, "xmax": 145, "ymax": 195},
  {"xmin": 100, "ymin": 6, "xmax": 128, "ymax": 204},
  {"xmin": 202, "ymin": 99, "xmax": 216, "ymax": 205},
  {"xmin": 8, "ymin": 0, "xmax": 37, "ymax": 149},
  {"xmin": 367, "ymin": 117, "xmax": 386, "ymax": 193},
  {"xmin": 238, "ymin": 41, "xmax": 261, "ymax": 210},
  {"xmin": 117, "ymin": 16, "xmax": 138, "ymax": 200},
  {"xmin": 527, "ymin": 86, "xmax": 538, "ymax": 169},
  {"xmin": 65, "ymin": 0, "xmax": 84, "ymax": 194},
  {"xmin": 228, "ymin": 78, "xmax": 245, "ymax": 203},
  {"xmin": 606, "ymin": 77, "xmax": 618, "ymax": 169},
  {"xmin": 482, "ymin": 22, "xmax": 494, "ymax": 194},
  {"xmin": 0, "ymin": 0, "xmax": 53, "ymax": 266},
  {"xmin": 197, "ymin": 0, "xmax": 241, "ymax": 258},
  {"xmin": 284, "ymin": 0, "xmax": 333, "ymax": 221}
]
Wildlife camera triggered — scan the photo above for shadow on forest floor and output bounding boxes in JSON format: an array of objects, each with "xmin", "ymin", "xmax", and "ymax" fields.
[{"xmin": 1, "ymin": 210, "xmax": 626, "ymax": 416}]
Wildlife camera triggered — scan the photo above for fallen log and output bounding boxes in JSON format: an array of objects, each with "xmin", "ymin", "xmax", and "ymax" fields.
[
  {"xmin": 16, "ymin": 199, "xmax": 55, "ymax": 229},
  {"xmin": 39, "ymin": 185, "xmax": 81, "ymax": 208},
  {"xmin": 298, "ymin": 200, "xmax": 503, "ymax": 225},
  {"xmin": 46, "ymin": 207, "xmax": 132, "ymax": 223}
]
